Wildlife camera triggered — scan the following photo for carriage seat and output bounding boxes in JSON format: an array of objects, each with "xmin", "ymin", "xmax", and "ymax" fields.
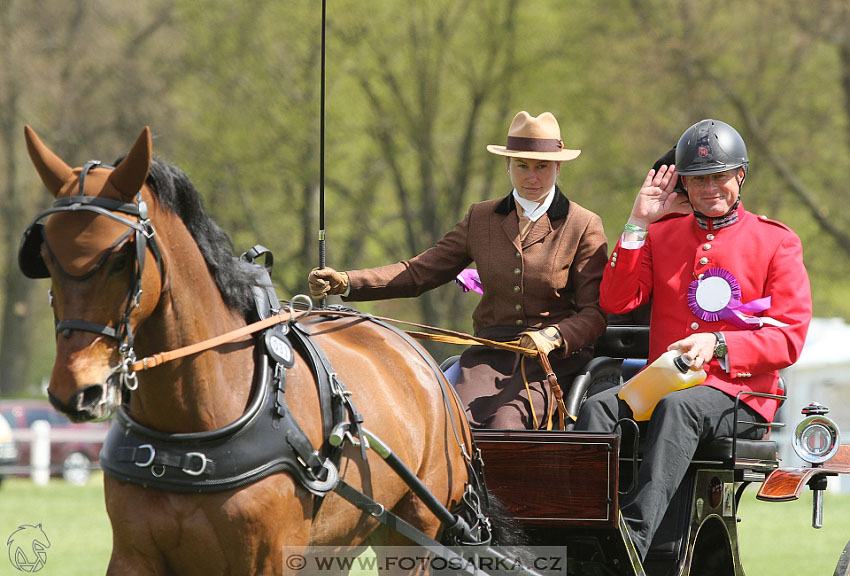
[
  {"xmin": 692, "ymin": 437, "xmax": 778, "ymax": 469},
  {"xmin": 578, "ymin": 325, "xmax": 783, "ymax": 474}
]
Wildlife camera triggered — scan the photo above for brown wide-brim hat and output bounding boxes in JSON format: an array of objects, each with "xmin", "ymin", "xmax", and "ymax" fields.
[{"xmin": 487, "ymin": 111, "xmax": 581, "ymax": 161}]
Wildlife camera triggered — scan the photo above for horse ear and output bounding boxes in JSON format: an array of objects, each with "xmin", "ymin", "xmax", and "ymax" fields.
[
  {"xmin": 109, "ymin": 127, "xmax": 152, "ymax": 202},
  {"xmin": 24, "ymin": 125, "xmax": 74, "ymax": 198}
]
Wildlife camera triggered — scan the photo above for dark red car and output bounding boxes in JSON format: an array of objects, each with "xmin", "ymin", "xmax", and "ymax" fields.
[{"xmin": 0, "ymin": 399, "xmax": 108, "ymax": 485}]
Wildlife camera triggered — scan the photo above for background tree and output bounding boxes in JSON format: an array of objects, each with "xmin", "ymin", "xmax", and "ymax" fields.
[
  {"xmin": 0, "ymin": 1, "xmax": 177, "ymax": 394},
  {"xmin": 2, "ymin": 0, "xmax": 848, "ymax": 395}
]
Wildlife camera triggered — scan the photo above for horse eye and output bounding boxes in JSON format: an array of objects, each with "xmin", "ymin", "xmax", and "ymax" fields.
[{"xmin": 109, "ymin": 254, "xmax": 129, "ymax": 275}]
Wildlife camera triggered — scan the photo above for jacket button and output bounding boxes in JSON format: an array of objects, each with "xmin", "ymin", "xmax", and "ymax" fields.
[
  {"xmin": 690, "ymin": 322, "xmax": 699, "ymax": 330},
  {"xmin": 515, "ymin": 304, "xmax": 522, "ymax": 311},
  {"xmin": 703, "ymin": 243, "xmax": 712, "ymax": 250},
  {"xmin": 515, "ymin": 251, "xmax": 521, "ymax": 258},
  {"xmin": 513, "ymin": 285, "xmax": 521, "ymax": 293},
  {"xmin": 610, "ymin": 261, "xmax": 616, "ymax": 267},
  {"xmin": 515, "ymin": 319, "xmax": 524, "ymax": 326},
  {"xmin": 706, "ymin": 233, "xmax": 715, "ymax": 241},
  {"xmin": 699, "ymin": 257, "xmax": 709, "ymax": 265},
  {"xmin": 513, "ymin": 268, "xmax": 521, "ymax": 275}
]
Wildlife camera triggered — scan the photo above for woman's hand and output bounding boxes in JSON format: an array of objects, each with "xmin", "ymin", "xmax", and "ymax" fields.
[
  {"xmin": 519, "ymin": 326, "xmax": 564, "ymax": 357},
  {"xmin": 308, "ymin": 267, "xmax": 349, "ymax": 299}
]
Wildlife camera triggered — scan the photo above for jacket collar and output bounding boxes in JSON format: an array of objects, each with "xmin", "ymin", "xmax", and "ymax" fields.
[{"xmin": 495, "ymin": 186, "xmax": 571, "ymax": 220}]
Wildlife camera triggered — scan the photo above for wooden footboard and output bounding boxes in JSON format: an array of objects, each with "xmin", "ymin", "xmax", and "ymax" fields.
[{"xmin": 472, "ymin": 430, "xmax": 620, "ymax": 528}]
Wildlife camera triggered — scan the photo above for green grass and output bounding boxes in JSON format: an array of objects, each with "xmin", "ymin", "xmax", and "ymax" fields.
[
  {"xmin": 1, "ymin": 473, "xmax": 848, "ymax": 575},
  {"xmin": 738, "ymin": 488, "xmax": 850, "ymax": 576},
  {"xmin": 0, "ymin": 472, "xmax": 111, "ymax": 575}
]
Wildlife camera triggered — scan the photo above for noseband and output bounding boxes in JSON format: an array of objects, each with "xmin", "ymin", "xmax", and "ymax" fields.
[{"xmin": 19, "ymin": 161, "xmax": 164, "ymax": 390}]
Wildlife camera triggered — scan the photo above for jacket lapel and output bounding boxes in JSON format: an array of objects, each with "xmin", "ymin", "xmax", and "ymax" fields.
[
  {"xmin": 494, "ymin": 187, "xmax": 571, "ymax": 250},
  {"xmin": 522, "ymin": 215, "xmax": 553, "ymax": 248},
  {"xmin": 501, "ymin": 209, "xmax": 522, "ymax": 251}
]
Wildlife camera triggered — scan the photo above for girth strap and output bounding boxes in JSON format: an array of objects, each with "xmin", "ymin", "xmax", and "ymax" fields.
[
  {"xmin": 289, "ymin": 319, "xmax": 365, "ymax": 463},
  {"xmin": 332, "ymin": 480, "xmax": 543, "ymax": 576},
  {"xmin": 332, "ymin": 480, "xmax": 480, "ymax": 570}
]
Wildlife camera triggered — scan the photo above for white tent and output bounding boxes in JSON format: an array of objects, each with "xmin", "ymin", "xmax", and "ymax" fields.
[{"xmin": 776, "ymin": 317, "xmax": 850, "ymax": 492}]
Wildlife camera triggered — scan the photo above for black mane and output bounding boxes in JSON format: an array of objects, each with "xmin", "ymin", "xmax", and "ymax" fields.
[{"xmin": 118, "ymin": 155, "xmax": 263, "ymax": 318}]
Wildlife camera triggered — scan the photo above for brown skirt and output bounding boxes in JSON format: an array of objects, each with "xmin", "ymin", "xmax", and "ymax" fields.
[{"xmin": 453, "ymin": 343, "xmax": 592, "ymax": 430}]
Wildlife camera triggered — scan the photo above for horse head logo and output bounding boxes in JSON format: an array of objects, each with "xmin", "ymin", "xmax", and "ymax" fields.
[{"xmin": 6, "ymin": 524, "xmax": 50, "ymax": 573}]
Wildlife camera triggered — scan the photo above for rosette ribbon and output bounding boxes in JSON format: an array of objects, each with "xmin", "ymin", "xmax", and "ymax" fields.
[{"xmin": 687, "ymin": 267, "xmax": 788, "ymax": 330}]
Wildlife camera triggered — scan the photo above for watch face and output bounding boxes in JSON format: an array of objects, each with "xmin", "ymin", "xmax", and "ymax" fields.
[{"xmin": 715, "ymin": 343, "xmax": 728, "ymax": 357}]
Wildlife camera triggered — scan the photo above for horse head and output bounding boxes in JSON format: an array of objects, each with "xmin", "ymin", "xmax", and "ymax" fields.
[{"xmin": 21, "ymin": 126, "xmax": 163, "ymax": 422}]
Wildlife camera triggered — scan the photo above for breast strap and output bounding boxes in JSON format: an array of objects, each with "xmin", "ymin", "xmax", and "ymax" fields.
[{"xmin": 99, "ymin": 322, "xmax": 347, "ymax": 495}]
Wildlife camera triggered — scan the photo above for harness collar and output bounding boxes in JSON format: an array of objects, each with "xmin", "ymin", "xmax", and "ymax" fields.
[{"xmin": 99, "ymin": 326, "xmax": 344, "ymax": 494}]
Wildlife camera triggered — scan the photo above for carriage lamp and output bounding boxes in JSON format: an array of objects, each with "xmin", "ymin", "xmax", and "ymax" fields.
[
  {"xmin": 792, "ymin": 403, "xmax": 841, "ymax": 529},
  {"xmin": 793, "ymin": 402, "xmax": 840, "ymax": 465}
]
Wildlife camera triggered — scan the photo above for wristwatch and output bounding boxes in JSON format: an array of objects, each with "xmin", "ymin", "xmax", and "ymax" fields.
[{"xmin": 712, "ymin": 332, "xmax": 728, "ymax": 358}]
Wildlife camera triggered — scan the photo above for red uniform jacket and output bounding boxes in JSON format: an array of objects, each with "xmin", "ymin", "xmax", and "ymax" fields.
[{"xmin": 601, "ymin": 204, "xmax": 812, "ymax": 421}]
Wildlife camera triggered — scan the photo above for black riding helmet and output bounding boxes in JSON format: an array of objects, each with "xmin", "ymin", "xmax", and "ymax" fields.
[
  {"xmin": 652, "ymin": 146, "xmax": 685, "ymax": 194},
  {"xmin": 675, "ymin": 119, "xmax": 748, "ymax": 176}
]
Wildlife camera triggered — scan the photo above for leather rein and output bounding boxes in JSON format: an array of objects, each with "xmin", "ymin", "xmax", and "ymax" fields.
[
  {"xmin": 127, "ymin": 302, "xmax": 570, "ymax": 430},
  {"xmin": 130, "ymin": 303, "xmax": 535, "ymax": 373}
]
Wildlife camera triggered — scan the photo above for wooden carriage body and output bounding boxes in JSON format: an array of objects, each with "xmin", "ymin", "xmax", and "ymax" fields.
[{"xmin": 473, "ymin": 428, "xmax": 785, "ymax": 576}]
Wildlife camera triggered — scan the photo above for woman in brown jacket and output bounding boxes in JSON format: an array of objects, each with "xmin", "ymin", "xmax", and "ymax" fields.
[{"xmin": 309, "ymin": 111, "xmax": 608, "ymax": 429}]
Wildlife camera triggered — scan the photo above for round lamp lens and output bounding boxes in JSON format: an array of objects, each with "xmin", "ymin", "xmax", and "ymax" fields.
[
  {"xmin": 793, "ymin": 415, "xmax": 840, "ymax": 464},
  {"xmin": 801, "ymin": 424, "xmax": 832, "ymax": 456}
]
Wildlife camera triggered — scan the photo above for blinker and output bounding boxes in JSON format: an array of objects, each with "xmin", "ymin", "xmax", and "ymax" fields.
[{"xmin": 18, "ymin": 223, "xmax": 50, "ymax": 279}]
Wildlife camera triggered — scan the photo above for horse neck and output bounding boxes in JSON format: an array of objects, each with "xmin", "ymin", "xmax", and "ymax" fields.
[{"xmin": 129, "ymin": 217, "xmax": 255, "ymax": 433}]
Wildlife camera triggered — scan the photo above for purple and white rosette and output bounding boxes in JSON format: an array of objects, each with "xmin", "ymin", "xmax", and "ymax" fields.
[{"xmin": 687, "ymin": 267, "xmax": 788, "ymax": 329}]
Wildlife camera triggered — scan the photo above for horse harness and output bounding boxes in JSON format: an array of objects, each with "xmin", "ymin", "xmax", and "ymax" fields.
[
  {"xmin": 99, "ymin": 311, "xmax": 351, "ymax": 495},
  {"xmin": 99, "ymin": 274, "xmax": 493, "ymax": 547},
  {"xmin": 21, "ymin": 162, "xmax": 494, "ymax": 548}
]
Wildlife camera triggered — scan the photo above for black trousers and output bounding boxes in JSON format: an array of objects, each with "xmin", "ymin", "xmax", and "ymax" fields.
[{"xmin": 575, "ymin": 385, "xmax": 766, "ymax": 559}]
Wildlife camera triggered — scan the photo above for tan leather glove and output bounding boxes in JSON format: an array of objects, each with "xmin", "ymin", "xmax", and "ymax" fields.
[
  {"xmin": 308, "ymin": 267, "xmax": 349, "ymax": 299},
  {"xmin": 519, "ymin": 326, "xmax": 564, "ymax": 357}
]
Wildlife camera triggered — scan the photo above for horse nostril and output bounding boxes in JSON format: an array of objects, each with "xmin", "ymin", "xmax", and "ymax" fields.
[
  {"xmin": 78, "ymin": 384, "xmax": 105, "ymax": 410},
  {"xmin": 48, "ymin": 384, "xmax": 109, "ymax": 422}
]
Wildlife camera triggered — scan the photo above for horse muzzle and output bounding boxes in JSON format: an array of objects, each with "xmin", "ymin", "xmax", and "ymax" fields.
[{"xmin": 48, "ymin": 381, "xmax": 120, "ymax": 423}]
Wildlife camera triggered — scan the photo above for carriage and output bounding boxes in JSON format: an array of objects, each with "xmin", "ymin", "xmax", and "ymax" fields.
[
  {"xmin": 18, "ymin": 125, "xmax": 850, "ymax": 575},
  {"xmin": 473, "ymin": 325, "xmax": 850, "ymax": 576}
]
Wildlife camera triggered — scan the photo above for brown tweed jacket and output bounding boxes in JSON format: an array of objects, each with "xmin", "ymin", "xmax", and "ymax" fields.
[
  {"xmin": 345, "ymin": 187, "xmax": 607, "ymax": 428},
  {"xmin": 345, "ymin": 187, "xmax": 608, "ymax": 356}
]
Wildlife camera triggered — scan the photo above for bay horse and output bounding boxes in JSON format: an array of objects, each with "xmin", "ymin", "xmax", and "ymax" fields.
[{"xmin": 20, "ymin": 126, "xmax": 483, "ymax": 575}]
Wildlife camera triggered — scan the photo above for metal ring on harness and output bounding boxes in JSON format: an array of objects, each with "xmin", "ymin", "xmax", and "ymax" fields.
[
  {"xmin": 134, "ymin": 444, "xmax": 155, "ymax": 467},
  {"xmin": 288, "ymin": 294, "xmax": 313, "ymax": 322},
  {"xmin": 301, "ymin": 459, "xmax": 339, "ymax": 493},
  {"xmin": 182, "ymin": 452, "xmax": 210, "ymax": 476}
]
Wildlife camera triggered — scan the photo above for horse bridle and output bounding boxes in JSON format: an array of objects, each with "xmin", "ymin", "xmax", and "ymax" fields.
[{"xmin": 19, "ymin": 160, "xmax": 164, "ymax": 391}]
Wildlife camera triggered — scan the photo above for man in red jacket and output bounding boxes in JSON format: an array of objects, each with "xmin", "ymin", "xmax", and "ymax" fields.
[{"xmin": 575, "ymin": 119, "xmax": 812, "ymax": 559}]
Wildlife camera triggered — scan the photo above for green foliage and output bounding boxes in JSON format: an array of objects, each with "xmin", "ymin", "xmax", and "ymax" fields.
[{"xmin": 2, "ymin": 0, "xmax": 849, "ymax": 390}]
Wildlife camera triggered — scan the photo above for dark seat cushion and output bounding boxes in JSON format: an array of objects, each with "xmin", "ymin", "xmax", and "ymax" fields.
[
  {"xmin": 620, "ymin": 435, "xmax": 778, "ymax": 466},
  {"xmin": 693, "ymin": 437, "xmax": 778, "ymax": 464}
]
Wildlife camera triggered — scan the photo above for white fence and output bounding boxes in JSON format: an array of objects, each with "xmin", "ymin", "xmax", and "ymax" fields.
[{"xmin": 2, "ymin": 421, "xmax": 108, "ymax": 485}]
